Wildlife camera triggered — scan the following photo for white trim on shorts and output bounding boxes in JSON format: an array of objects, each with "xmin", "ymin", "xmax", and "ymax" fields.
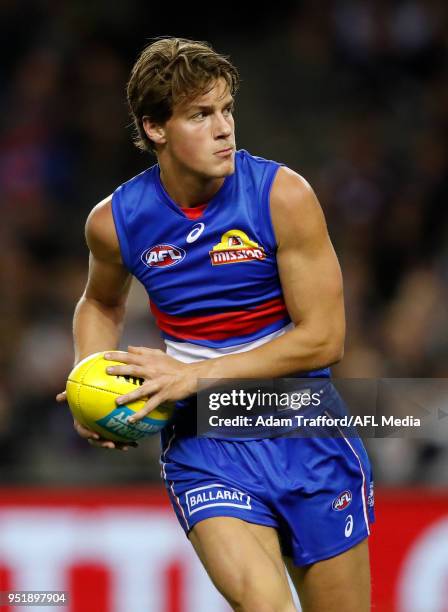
[
  {"xmin": 326, "ymin": 411, "xmax": 370, "ymax": 535},
  {"xmin": 160, "ymin": 426, "xmax": 190, "ymax": 531}
]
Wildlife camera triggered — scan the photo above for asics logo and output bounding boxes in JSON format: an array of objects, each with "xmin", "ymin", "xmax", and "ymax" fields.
[
  {"xmin": 186, "ymin": 223, "xmax": 205, "ymax": 243},
  {"xmin": 345, "ymin": 515, "xmax": 354, "ymax": 537}
]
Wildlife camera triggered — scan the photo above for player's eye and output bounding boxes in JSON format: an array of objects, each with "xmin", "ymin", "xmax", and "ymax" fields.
[
  {"xmin": 223, "ymin": 105, "xmax": 234, "ymax": 116},
  {"xmin": 191, "ymin": 111, "xmax": 206, "ymax": 121}
]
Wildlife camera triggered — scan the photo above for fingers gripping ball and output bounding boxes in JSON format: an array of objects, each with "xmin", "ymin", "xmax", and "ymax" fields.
[{"xmin": 66, "ymin": 352, "xmax": 174, "ymax": 443}]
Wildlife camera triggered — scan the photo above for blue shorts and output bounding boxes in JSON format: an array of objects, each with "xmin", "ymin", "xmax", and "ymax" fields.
[{"xmin": 160, "ymin": 428, "xmax": 375, "ymax": 566}]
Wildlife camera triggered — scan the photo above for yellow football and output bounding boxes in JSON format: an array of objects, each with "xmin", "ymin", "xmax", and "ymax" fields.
[{"xmin": 66, "ymin": 351, "xmax": 174, "ymax": 443}]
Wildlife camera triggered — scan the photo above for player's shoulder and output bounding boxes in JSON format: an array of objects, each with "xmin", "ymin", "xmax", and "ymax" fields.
[
  {"xmin": 271, "ymin": 166, "xmax": 320, "ymax": 217},
  {"xmin": 270, "ymin": 166, "xmax": 326, "ymax": 243},
  {"xmin": 85, "ymin": 165, "xmax": 157, "ymax": 263},
  {"xmin": 272, "ymin": 166, "xmax": 314, "ymax": 209},
  {"xmin": 113, "ymin": 164, "xmax": 158, "ymax": 198},
  {"xmin": 236, "ymin": 150, "xmax": 309, "ymax": 196},
  {"xmin": 86, "ymin": 195, "xmax": 121, "ymax": 263}
]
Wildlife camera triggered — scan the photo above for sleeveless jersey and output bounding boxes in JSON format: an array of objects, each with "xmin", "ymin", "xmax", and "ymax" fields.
[{"xmin": 111, "ymin": 149, "xmax": 329, "ymax": 431}]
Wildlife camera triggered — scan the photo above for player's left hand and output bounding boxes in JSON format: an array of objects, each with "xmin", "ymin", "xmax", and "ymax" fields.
[{"xmin": 104, "ymin": 346, "xmax": 197, "ymax": 423}]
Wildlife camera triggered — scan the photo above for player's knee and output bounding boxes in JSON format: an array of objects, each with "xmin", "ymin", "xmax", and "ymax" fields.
[
  {"xmin": 219, "ymin": 558, "xmax": 295, "ymax": 612},
  {"xmin": 233, "ymin": 600, "xmax": 295, "ymax": 612},
  {"xmin": 229, "ymin": 583, "xmax": 295, "ymax": 612}
]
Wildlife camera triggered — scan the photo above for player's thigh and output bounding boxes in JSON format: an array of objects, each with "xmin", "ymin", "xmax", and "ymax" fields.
[
  {"xmin": 285, "ymin": 538, "xmax": 370, "ymax": 612},
  {"xmin": 189, "ymin": 517, "xmax": 296, "ymax": 611}
]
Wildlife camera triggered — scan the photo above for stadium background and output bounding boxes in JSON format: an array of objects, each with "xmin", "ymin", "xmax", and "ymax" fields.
[{"xmin": 1, "ymin": 1, "xmax": 447, "ymax": 610}]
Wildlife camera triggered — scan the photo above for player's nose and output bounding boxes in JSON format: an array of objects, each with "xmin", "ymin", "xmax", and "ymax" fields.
[{"xmin": 213, "ymin": 112, "xmax": 232, "ymax": 138}]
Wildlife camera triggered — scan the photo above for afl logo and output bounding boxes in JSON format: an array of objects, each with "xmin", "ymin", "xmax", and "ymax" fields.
[
  {"xmin": 332, "ymin": 490, "xmax": 352, "ymax": 511},
  {"xmin": 141, "ymin": 244, "xmax": 186, "ymax": 268}
]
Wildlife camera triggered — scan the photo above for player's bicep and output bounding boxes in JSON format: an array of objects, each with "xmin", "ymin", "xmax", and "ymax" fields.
[
  {"xmin": 85, "ymin": 253, "xmax": 131, "ymax": 306},
  {"xmin": 277, "ymin": 231, "xmax": 344, "ymax": 334},
  {"xmin": 271, "ymin": 168, "xmax": 345, "ymax": 336}
]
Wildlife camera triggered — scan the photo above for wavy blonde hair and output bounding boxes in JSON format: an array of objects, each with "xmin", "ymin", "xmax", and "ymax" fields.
[{"xmin": 127, "ymin": 37, "xmax": 240, "ymax": 152}]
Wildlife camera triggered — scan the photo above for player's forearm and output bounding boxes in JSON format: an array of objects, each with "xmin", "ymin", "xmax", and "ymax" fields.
[
  {"xmin": 73, "ymin": 295, "xmax": 126, "ymax": 364},
  {"xmin": 193, "ymin": 324, "xmax": 344, "ymax": 381}
]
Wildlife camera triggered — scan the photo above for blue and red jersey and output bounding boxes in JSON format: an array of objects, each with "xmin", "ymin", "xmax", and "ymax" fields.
[
  {"xmin": 111, "ymin": 149, "xmax": 329, "ymax": 375},
  {"xmin": 111, "ymin": 151, "xmax": 375, "ymax": 557}
]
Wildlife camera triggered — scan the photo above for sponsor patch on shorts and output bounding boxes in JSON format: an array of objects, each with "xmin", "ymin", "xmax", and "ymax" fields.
[
  {"xmin": 185, "ymin": 484, "xmax": 251, "ymax": 516},
  {"xmin": 367, "ymin": 482, "xmax": 374, "ymax": 508}
]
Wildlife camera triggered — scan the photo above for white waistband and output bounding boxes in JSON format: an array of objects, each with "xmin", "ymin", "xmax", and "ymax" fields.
[{"xmin": 164, "ymin": 323, "xmax": 294, "ymax": 364}]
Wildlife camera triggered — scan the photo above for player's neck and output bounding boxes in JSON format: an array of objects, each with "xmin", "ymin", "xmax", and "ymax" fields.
[{"xmin": 158, "ymin": 160, "xmax": 225, "ymax": 208}]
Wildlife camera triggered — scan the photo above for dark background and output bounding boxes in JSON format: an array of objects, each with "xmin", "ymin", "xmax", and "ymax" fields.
[{"xmin": 1, "ymin": 0, "xmax": 447, "ymax": 485}]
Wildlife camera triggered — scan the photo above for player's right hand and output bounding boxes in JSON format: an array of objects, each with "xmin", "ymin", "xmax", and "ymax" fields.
[
  {"xmin": 73, "ymin": 418, "xmax": 137, "ymax": 451},
  {"xmin": 56, "ymin": 390, "xmax": 137, "ymax": 451}
]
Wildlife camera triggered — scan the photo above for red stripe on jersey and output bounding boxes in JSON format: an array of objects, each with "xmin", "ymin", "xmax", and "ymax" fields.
[
  {"xmin": 181, "ymin": 203, "xmax": 208, "ymax": 219},
  {"xmin": 150, "ymin": 297, "xmax": 289, "ymax": 341}
]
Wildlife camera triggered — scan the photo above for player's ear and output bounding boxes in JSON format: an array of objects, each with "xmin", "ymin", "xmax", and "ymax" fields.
[{"xmin": 142, "ymin": 116, "xmax": 167, "ymax": 146}]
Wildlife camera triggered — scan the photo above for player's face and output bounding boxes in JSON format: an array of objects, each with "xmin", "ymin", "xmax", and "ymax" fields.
[{"xmin": 162, "ymin": 78, "xmax": 236, "ymax": 179}]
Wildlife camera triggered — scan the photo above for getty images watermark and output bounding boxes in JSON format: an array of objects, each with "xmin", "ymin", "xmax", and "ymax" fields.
[
  {"xmin": 208, "ymin": 388, "xmax": 321, "ymax": 430},
  {"xmin": 208, "ymin": 388, "xmax": 322, "ymax": 411},
  {"xmin": 196, "ymin": 379, "xmax": 448, "ymax": 438}
]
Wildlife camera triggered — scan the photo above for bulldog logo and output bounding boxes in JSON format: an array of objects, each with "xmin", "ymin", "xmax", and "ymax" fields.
[{"xmin": 210, "ymin": 230, "xmax": 266, "ymax": 265}]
